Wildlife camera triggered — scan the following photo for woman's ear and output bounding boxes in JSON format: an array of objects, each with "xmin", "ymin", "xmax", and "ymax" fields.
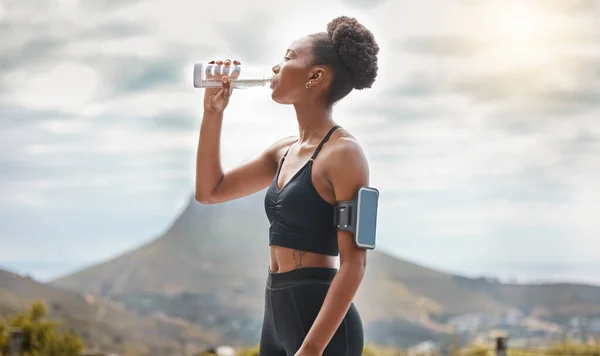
[{"xmin": 308, "ymin": 67, "xmax": 327, "ymax": 85}]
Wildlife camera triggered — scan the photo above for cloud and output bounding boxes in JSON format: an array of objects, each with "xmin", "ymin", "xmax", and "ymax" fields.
[
  {"xmin": 87, "ymin": 53, "xmax": 192, "ymax": 99},
  {"xmin": 76, "ymin": 19, "xmax": 157, "ymax": 39},
  {"xmin": 214, "ymin": 11, "xmax": 278, "ymax": 65},
  {"xmin": 385, "ymin": 71, "xmax": 449, "ymax": 100},
  {"xmin": 0, "ymin": 8, "xmax": 156, "ymax": 72},
  {"xmin": 362, "ymin": 53, "xmax": 600, "ymax": 134},
  {"xmin": 0, "ymin": 6, "xmax": 174, "ymax": 108},
  {"xmin": 378, "ymin": 173, "xmax": 600, "ymax": 278},
  {"xmin": 340, "ymin": 0, "xmax": 389, "ymax": 10},
  {"xmin": 532, "ymin": 0, "xmax": 600, "ymax": 16},
  {"xmin": 396, "ymin": 32, "xmax": 600, "ymax": 61},
  {"xmin": 80, "ymin": 0, "xmax": 143, "ymax": 11},
  {"xmin": 0, "ymin": 105, "xmax": 70, "ymax": 128},
  {"xmin": 453, "ymin": 55, "xmax": 600, "ymax": 100},
  {"xmin": 448, "ymin": 57, "xmax": 600, "ymax": 130},
  {"xmin": 0, "ymin": 0, "xmax": 209, "ymax": 107},
  {"xmin": 396, "ymin": 36, "xmax": 485, "ymax": 58},
  {"xmin": 140, "ymin": 110, "xmax": 200, "ymax": 131},
  {"xmin": 0, "ymin": 102, "xmax": 200, "ymax": 200},
  {"xmin": 349, "ymin": 98, "xmax": 450, "ymax": 125},
  {"xmin": 455, "ymin": 0, "xmax": 600, "ymax": 17}
]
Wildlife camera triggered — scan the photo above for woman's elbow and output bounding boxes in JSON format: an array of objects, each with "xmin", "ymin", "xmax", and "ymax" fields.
[
  {"xmin": 341, "ymin": 255, "xmax": 367, "ymax": 276},
  {"xmin": 194, "ymin": 192, "xmax": 215, "ymax": 205}
]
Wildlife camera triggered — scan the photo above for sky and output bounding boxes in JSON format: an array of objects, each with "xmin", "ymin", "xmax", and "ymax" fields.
[{"xmin": 1, "ymin": 0, "xmax": 599, "ymax": 284}]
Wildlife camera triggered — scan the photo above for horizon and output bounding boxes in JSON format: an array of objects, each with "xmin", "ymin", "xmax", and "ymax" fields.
[
  {"xmin": 3, "ymin": 194, "xmax": 600, "ymax": 287},
  {"xmin": 2, "ymin": 0, "xmax": 600, "ymax": 286}
]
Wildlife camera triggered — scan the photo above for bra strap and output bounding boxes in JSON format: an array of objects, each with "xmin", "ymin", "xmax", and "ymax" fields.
[
  {"xmin": 282, "ymin": 143, "xmax": 294, "ymax": 160},
  {"xmin": 311, "ymin": 125, "xmax": 341, "ymax": 160}
]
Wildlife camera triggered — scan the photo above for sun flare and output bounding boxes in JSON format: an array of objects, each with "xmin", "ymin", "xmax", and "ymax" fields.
[
  {"xmin": 492, "ymin": 3, "xmax": 546, "ymax": 43},
  {"xmin": 481, "ymin": 2, "xmax": 554, "ymax": 66}
]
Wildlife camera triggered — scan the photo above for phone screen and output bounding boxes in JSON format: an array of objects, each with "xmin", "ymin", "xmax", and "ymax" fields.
[{"xmin": 355, "ymin": 187, "xmax": 379, "ymax": 249}]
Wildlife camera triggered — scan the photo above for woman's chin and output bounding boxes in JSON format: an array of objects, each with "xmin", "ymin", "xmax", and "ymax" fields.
[
  {"xmin": 270, "ymin": 86, "xmax": 295, "ymax": 104},
  {"xmin": 270, "ymin": 90, "xmax": 286, "ymax": 104}
]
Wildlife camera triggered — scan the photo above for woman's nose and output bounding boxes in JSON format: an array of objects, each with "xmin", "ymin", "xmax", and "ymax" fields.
[{"xmin": 272, "ymin": 65, "xmax": 280, "ymax": 74}]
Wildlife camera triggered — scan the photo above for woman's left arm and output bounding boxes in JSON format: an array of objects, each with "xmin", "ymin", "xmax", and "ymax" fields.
[{"xmin": 296, "ymin": 138, "xmax": 370, "ymax": 356}]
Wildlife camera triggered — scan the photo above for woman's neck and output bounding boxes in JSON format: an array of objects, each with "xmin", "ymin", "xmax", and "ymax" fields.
[{"xmin": 293, "ymin": 102, "xmax": 335, "ymax": 144}]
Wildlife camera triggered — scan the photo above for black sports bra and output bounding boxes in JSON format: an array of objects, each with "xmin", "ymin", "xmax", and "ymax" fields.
[{"xmin": 263, "ymin": 125, "xmax": 341, "ymax": 256}]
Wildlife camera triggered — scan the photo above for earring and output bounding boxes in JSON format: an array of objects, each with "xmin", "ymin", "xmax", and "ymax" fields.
[{"xmin": 306, "ymin": 81, "xmax": 312, "ymax": 89}]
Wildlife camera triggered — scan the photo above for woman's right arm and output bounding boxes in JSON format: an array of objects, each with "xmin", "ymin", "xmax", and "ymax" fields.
[
  {"xmin": 194, "ymin": 60, "xmax": 293, "ymax": 204},
  {"xmin": 195, "ymin": 110, "xmax": 294, "ymax": 204}
]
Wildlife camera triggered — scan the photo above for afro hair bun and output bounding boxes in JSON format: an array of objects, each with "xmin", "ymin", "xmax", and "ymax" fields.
[{"xmin": 326, "ymin": 16, "xmax": 379, "ymax": 90}]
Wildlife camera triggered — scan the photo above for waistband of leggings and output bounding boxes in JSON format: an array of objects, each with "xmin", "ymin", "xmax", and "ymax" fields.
[{"xmin": 267, "ymin": 267, "xmax": 338, "ymax": 289}]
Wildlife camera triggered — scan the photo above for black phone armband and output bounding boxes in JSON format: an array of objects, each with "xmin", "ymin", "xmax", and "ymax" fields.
[{"xmin": 333, "ymin": 186, "xmax": 379, "ymax": 250}]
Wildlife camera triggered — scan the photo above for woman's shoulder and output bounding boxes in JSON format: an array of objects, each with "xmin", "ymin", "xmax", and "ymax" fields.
[
  {"xmin": 323, "ymin": 127, "xmax": 370, "ymax": 195},
  {"xmin": 324, "ymin": 128, "xmax": 368, "ymax": 172},
  {"xmin": 329, "ymin": 128, "xmax": 365, "ymax": 160}
]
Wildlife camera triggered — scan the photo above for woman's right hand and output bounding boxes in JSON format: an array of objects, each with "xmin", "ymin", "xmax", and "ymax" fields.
[{"xmin": 203, "ymin": 59, "xmax": 241, "ymax": 113}]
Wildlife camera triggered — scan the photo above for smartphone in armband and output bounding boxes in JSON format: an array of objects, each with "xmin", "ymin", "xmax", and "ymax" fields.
[{"xmin": 334, "ymin": 186, "xmax": 379, "ymax": 250}]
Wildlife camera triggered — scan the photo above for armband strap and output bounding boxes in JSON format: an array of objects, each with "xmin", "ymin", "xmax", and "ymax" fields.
[{"xmin": 333, "ymin": 200, "xmax": 355, "ymax": 233}]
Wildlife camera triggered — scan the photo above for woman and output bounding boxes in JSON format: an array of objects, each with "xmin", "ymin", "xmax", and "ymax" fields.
[{"xmin": 195, "ymin": 16, "xmax": 379, "ymax": 356}]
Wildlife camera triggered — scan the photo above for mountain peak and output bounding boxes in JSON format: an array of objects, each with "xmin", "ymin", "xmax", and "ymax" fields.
[{"xmin": 49, "ymin": 191, "xmax": 600, "ymax": 348}]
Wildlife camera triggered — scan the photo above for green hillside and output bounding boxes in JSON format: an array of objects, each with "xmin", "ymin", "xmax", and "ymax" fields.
[{"xmin": 0, "ymin": 268, "xmax": 218, "ymax": 355}]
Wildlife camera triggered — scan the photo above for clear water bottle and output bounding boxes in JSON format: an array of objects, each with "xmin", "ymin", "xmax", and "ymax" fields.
[{"xmin": 193, "ymin": 63, "xmax": 273, "ymax": 89}]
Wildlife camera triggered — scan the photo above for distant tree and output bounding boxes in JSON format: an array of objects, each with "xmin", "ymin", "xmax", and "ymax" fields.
[
  {"xmin": 235, "ymin": 345, "xmax": 259, "ymax": 356},
  {"xmin": 544, "ymin": 340, "xmax": 600, "ymax": 356},
  {"xmin": 0, "ymin": 300, "xmax": 85, "ymax": 356},
  {"xmin": 0, "ymin": 321, "xmax": 7, "ymax": 355},
  {"xmin": 362, "ymin": 346, "xmax": 378, "ymax": 356},
  {"xmin": 462, "ymin": 344, "xmax": 490, "ymax": 356}
]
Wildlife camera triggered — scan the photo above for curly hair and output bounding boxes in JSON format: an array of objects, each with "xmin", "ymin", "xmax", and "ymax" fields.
[{"xmin": 310, "ymin": 16, "xmax": 379, "ymax": 106}]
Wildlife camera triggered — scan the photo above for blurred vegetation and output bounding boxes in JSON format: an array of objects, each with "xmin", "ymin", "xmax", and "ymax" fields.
[
  {"xmin": 509, "ymin": 341, "xmax": 600, "ymax": 356},
  {"xmin": 232, "ymin": 340, "xmax": 600, "ymax": 356},
  {"xmin": 457, "ymin": 340, "xmax": 600, "ymax": 356},
  {"xmin": 2, "ymin": 301, "xmax": 600, "ymax": 356},
  {"xmin": 0, "ymin": 300, "xmax": 85, "ymax": 356},
  {"xmin": 232, "ymin": 344, "xmax": 409, "ymax": 355}
]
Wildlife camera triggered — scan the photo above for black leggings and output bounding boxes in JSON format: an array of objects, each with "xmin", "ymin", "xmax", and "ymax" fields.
[{"xmin": 258, "ymin": 267, "xmax": 364, "ymax": 356}]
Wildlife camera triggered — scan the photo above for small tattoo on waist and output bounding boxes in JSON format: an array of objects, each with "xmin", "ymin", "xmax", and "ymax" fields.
[{"xmin": 293, "ymin": 250, "xmax": 307, "ymax": 269}]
